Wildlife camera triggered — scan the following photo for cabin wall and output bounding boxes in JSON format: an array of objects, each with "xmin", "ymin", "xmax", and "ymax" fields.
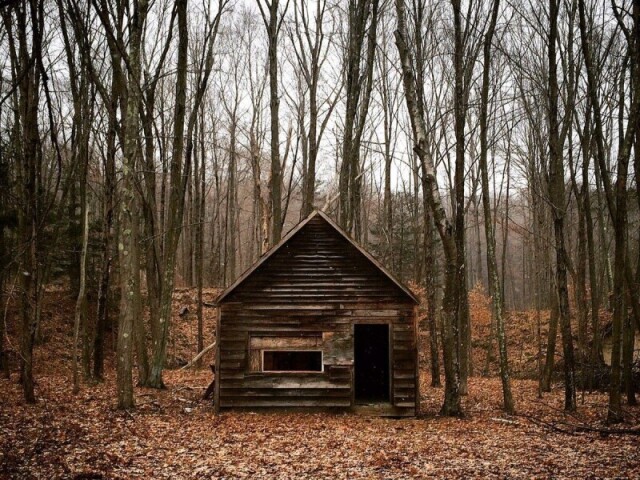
[
  {"xmin": 216, "ymin": 216, "xmax": 418, "ymax": 414},
  {"xmin": 217, "ymin": 303, "xmax": 416, "ymax": 411}
]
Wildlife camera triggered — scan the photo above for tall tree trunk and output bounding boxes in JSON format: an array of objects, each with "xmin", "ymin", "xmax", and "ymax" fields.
[
  {"xmin": 226, "ymin": 116, "xmax": 237, "ymax": 283},
  {"xmin": 424, "ymin": 201, "xmax": 441, "ymax": 388},
  {"xmin": 147, "ymin": 0, "xmax": 224, "ymax": 386},
  {"xmin": 633, "ymin": 13, "xmax": 640, "ymax": 404},
  {"xmin": 609, "ymin": 209, "xmax": 628, "ymax": 420},
  {"xmin": 297, "ymin": 0, "xmax": 329, "ymax": 219},
  {"xmin": 0, "ymin": 135, "xmax": 5, "ymax": 378},
  {"xmin": 624, "ymin": 0, "xmax": 639, "ymax": 408},
  {"xmin": 250, "ymin": 122, "xmax": 266, "ymax": 256},
  {"xmin": 0, "ymin": 130, "xmax": 6, "ymax": 377},
  {"xmin": 542, "ymin": 291, "xmax": 559, "ymax": 392},
  {"xmin": 94, "ymin": 70, "xmax": 119, "ymax": 381},
  {"xmin": 622, "ymin": 307, "xmax": 636, "ymax": 405},
  {"xmin": 132, "ymin": 215, "xmax": 150, "ymax": 386},
  {"xmin": 547, "ymin": 0, "xmax": 576, "ymax": 411},
  {"xmin": 577, "ymin": 104, "xmax": 604, "ymax": 388},
  {"xmin": 0, "ymin": 212, "xmax": 6, "ymax": 379},
  {"xmin": 568, "ymin": 112, "xmax": 588, "ymax": 376},
  {"xmin": 195, "ymin": 109, "xmax": 206, "ymax": 366},
  {"xmin": 473, "ymin": 192, "xmax": 483, "ymax": 289},
  {"xmin": 593, "ymin": 163, "xmax": 613, "ymax": 305},
  {"xmin": 148, "ymin": 0, "xmax": 188, "ymax": 388},
  {"xmin": 451, "ymin": 0, "xmax": 471, "ymax": 396},
  {"xmin": 478, "ymin": 0, "xmax": 514, "ymax": 414},
  {"xmin": 72, "ymin": 158, "xmax": 90, "ymax": 394},
  {"xmin": 3, "ymin": 1, "xmax": 44, "ymax": 404},
  {"xmin": 579, "ymin": 0, "xmax": 640, "ymax": 422},
  {"xmin": 617, "ymin": 52, "xmax": 636, "ymax": 407},
  {"xmin": 575, "ymin": 193, "xmax": 588, "ymax": 366},
  {"xmin": 383, "ymin": 100, "xmax": 393, "ymax": 266},
  {"xmin": 395, "ymin": 0, "xmax": 461, "ymax": 415},
  {"xmin": 258, "ymin": 0, "xmax": 284, "ymax": 244},
  {"xmin": 116, "ymin": 0, "xmax": 149, "ymax": 408},
  {"xmin": 339, "ymin": 0, "xmax": 378, "ymax": 240}
]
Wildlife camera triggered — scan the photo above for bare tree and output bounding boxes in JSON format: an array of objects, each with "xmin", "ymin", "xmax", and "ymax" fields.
[
  {"xmin": 257, "ymin": 0, "xmax": 289, "ymax": 243},
  {"xmin": 478, "ymin": 0, "xmax": 514, "ymax": 413},
  {"xmin": 116, "ymin": 0, "xmax": 149, "ymax": 408},
  {"xmin": 339, "ymin": 0, "xmax": 379, "ymax": 240},
  {"xmin": 547, "ymin": 0, "xmax": 577, "ymax": 411},
  {"xmin": 0, "ymin": 150, "xmax": 8, "ymax": 379},
  {"xmin": 580, "ymin": 0, "xmax": 640, "ymax": 422},
  {"xmin": 395, "ymin": 0, "xmax": 462, "ymax": 416},
  {"xmin": 2, "ymin": 0, "xmax": 48, "ymax": 404},
  {"xmin": 239, "ymin": 11, "xmax": 269, "ymax": 257},
  {"xmin": 148, "ymin": 0, "xmax": 227, "ymax": 388},
  {"xmin": 290, "ymin": 0, "xmax": 341, "ymax": 218},
  {"xmin": 450, "ymin": 0, "xmax": 481, "ymax": 397}
]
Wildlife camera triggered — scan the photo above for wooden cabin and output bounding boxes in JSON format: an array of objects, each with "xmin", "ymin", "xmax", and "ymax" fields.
[{"xmin": 214, "ymin": 210, "xmax": 419, "ymax": 416}]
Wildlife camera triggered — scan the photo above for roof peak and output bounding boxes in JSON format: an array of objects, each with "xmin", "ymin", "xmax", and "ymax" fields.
[{"xmin": 215, "ymin": 209, "xmax": 418, "ymax": 304}]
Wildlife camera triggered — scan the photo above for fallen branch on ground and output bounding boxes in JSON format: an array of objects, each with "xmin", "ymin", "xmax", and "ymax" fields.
[
  {"xmin": 519, "ymin": 413, "xmax": 640, "ymax": 436},
  {"xmin": 490, "ymin": 417, "xmax": 519, "ymax": 425},
  {"xmin": 181, "ymin": 342, "xmax": 216, "ymax": 370}
]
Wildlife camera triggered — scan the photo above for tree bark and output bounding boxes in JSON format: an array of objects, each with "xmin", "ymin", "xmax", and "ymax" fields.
[
  {"xmin": 293, "ymin": 0, "xmax": 334, "ymax": 218},
  {"xmin": 622, "ymin": 308, "xmax": 636, "ymax": 405},
  {"xmin": 257, "ymin": 0, "xmax": 284, "ymax": 244},
  {"xmin": 2, "ymin": 1, "xmax": 44, "ymax": 404},
  {"xmin": 339, "ymin": 0, "xmax": 378, "ymax": 240},
  {"xmin": 547, "ymin": 0, "xmax": 576, "ymax": 411},
  {"xmin": 115, "ymin": 0, "xmax": 149, "ymax": 409},
  {"xmin": 0, "ymin": 219, "xmax": 6, "ymax": 379},
  {"xmin": 424, "ymin": 203, "xmax": 441, "ymax": 388},
  {"xmin": 195, "ymin": 109, "xmax": 206, "ymax": 367},
  {"xmin": 542, "ymin": 294, "xmax": 559, "ymax": 392},
  {"xmin": 148, "ymin": 0, "xmax": 224, "ymax": 387},
  {"xmin": 579, "ymin": 0, "xmax": 640, "ymax": 422},
  {"xmin": 478, "ymin": 0, "xmax": 514, "ymax": 414},
  {"xmin": 576, "ymin": 103, "xmax": 604, "ymax": 388},
  {"xmin": 94, "ymin": 64, "xmax": 119, "ymax": 380},
  {"xmin": 395, "ymin": 0, "xmax": 461, "ymax": 416},
  {"xmin": 148, "ymin": 0, "xmax": 189, "ymax": 388},
  {"xmin": 450, "ymin": 0, "xmax": 476, "ymax": 396},
  {"xmin": 72, "ymin": 160, "xmax": 89, "ymax": 394}
]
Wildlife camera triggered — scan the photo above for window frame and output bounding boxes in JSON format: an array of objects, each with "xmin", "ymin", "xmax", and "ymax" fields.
[{"xmin": 260, "ymin": 349, "xmax": 324, "ymax": 373}]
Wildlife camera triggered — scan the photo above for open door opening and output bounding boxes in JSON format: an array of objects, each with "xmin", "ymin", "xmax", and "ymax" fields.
[{"xmin": 354, "ymin": 324, "xmax": 390, "ymax": 403}]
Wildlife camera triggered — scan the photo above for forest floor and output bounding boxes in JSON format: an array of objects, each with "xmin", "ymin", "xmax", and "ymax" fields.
[
  {"xmin": 1, "ymin": 289, "xmax": 639, "ymax": 479},
  {"xmin": 3, "ymin": 371, "xmax": 640, "ymax": 479}
]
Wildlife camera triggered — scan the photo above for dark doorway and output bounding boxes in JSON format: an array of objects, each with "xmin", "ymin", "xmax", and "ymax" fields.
[{"xmin": 354, "ymin": 324, "xmax": 390, "ymax": 403}]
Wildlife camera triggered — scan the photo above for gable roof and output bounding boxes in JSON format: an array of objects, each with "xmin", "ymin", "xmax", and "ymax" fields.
[{"xmin": 215, "ymin": 210, "xmax": 419, "ymax": 305}]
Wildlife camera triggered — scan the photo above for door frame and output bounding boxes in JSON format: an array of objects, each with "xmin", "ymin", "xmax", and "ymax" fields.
[{"xmin": 352, "ymin": 321, "xmax": 392, "ymax": 405}]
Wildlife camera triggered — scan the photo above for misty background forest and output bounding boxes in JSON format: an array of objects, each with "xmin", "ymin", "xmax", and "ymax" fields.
[{"xmin": 1, "ymin": 0, "xmax": 640, "ymax": 477}]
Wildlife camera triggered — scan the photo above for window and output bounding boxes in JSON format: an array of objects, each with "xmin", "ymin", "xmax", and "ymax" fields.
[
  {"xmin": 262, "ymin": 350, "xmax": 323, "ymax": 372},
  {"xmin": 248, "ymin": 334, "xmax": 324, "ymax": 372}
]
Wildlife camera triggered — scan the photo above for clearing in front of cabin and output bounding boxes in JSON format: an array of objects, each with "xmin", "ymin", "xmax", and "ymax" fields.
[{"xmin": 1, "ymin": 288, "xmax": 638, "ymax": 479}]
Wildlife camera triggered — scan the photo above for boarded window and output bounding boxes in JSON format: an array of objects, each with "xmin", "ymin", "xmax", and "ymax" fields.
[{"xmin": 262, "ymin": 351, "xmax": 323, "ymax": 372}]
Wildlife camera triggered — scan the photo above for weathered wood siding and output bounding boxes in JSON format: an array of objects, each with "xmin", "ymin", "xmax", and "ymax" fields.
[{"xmin": 217, "ymin": 214, "xmax": 417, "ymax": 414}]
